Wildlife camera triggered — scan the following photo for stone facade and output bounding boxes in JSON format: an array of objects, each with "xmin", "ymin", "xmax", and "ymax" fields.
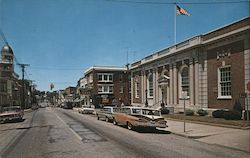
[
  {"xmin": 0, "ymin": 45, "xmax": 21, "ymax": 107},
  {"xmin": 130, "ymin": 17, "xmax": 250, "ymax": 111}
]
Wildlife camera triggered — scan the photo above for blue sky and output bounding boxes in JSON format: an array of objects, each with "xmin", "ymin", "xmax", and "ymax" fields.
[{"xmin": 0, "ymin": 0, "xmax": 249, "ymax": 91}]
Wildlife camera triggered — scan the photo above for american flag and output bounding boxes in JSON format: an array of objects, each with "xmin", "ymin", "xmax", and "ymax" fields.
[{"xmin": 176, "ymin": 5, "xmax": 190, "ymax": 16}]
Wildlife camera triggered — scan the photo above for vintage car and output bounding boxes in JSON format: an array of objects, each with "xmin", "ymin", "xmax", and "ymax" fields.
[
  {"xmin": 112, "ymin": 107, "xmax": 167, "ymax": 130},
  {"xmin": 0, "ymin": 106, "xmax": 24, "ymax": 123},
  {"xmin": 78, "ymin": 106, "xmax": 95, "ymax": 114},
  {"xmin": 96, "ymin": 106, "xmax": 116, "ymax": 122}
]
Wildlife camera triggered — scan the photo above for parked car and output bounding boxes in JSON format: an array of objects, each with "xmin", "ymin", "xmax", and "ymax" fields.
[
  {"xmin": 0, "ymin": 106, "xmax": 24, "ymax": 123},
  {"xmin": 113, "ymin": 107, "xmax": 167, "ymax": 130},
  {"xmin": 96, "ymin": 106, "xmax": 116, "ymax": 122},
  {"xmin": 78, "ymin": 106, "xmax": 95, "ymax": 114}
]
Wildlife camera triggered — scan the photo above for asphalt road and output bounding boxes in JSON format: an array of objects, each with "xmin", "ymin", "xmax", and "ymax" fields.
[{"xmin": 0, "ymin": 107, "xmax": 249, "ymax": 158}]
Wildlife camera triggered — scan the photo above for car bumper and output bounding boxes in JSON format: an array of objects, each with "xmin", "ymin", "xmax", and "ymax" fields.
[{"xmin": 133, "ymin": 122, "xmax": 168, "ymax": 128}]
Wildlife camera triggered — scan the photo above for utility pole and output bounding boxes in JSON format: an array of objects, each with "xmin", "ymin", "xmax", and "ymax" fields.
[{"xmin": 18, "ymin": 63, "xmax": 29, "ymax": 109}]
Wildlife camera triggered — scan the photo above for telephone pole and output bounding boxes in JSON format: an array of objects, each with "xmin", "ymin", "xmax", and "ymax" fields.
[{"xmin": 18, "ymin": 63, "xmax": 29, "ymax": 109}]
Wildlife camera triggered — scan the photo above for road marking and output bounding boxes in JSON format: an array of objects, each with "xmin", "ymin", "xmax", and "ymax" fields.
[{"xmin": 53, "ymin": 111, "xmax": 83, "ymax": 141}]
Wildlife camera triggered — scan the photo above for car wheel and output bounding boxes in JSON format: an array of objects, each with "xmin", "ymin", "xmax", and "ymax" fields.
[
  {"xmin": 105, "ymin": 117, "xmax": 109, "ymax": 122},
  {"xmin": 127, "ymin": 122, "xmax": 133, "ymax": 130},
  {"xmin": 113, "ymin": 119, "xmax": 117, "ymax": 125}
]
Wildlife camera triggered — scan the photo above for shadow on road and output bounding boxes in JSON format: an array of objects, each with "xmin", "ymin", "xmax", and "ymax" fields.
[
  {"xmin": 135, "ymin": 128, "xmax": 171, "ymax": 134},
  {"xmin": 118, "ymin": 125, "xmax": 171, "ymax": 134}
]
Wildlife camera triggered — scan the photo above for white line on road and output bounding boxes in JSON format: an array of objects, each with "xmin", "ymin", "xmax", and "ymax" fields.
[{"xmin": 53, "ymin": 109, "xmax": 83, "ymax": 141}]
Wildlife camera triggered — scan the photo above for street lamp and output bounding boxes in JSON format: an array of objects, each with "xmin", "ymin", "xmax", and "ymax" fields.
[{"xmin": 145, "ymin": 89, "xmax": 148, "ymax": 107}]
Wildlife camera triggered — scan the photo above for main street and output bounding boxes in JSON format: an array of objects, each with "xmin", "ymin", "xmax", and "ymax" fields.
[{"xmin": 0, "ymin": 108, "xmax": 249, "ymax": 158}]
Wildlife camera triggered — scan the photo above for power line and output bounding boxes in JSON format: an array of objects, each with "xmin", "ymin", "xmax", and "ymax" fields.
[
  {"xmin": 29, "ymin": 66, "xmax": 84, "ymax": 71},
  {"xmin": 105, "ymin": 0, "xmax": 249, "ymax": 5}
]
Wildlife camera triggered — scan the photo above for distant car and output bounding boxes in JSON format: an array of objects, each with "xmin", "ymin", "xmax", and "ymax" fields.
[
  {"xmin": 0, "ymin": 106, "xmax": 24, "ymax": 123},
  {"xmin": 62, "ymin": 102, "xmax": 73, "ymax": 109},
  {"xmin": 78, "ymin": 106, "xmax": 95, "ymax": 114},
  {"xmin": 96, "ymin": 106, "xmax": 116, "ymax": 122},
  {"xmin": 31, "ymin": 104, "xmax": 39, "ymax": 110},
  {"xmin": 39, "ymin": 103, "xmax": 47, "ymax": 108},
  {"xmin": 113, "ymin": 107, "xmax": 167, "ymax": 130}
]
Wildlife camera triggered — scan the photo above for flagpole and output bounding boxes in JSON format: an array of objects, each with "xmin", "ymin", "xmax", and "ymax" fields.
[{"xmin": 174, "ymin": 3, "xmax": 176, "ymax": 44}]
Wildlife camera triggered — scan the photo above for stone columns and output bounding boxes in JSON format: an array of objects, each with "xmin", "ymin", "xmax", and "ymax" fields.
[
  {"xmin": 154, "ymin": 68, "xmax": 159, "ymax": 106},
  {"xmin": 194, "ymin": 58, "xmax": 199, "ymax": 105},
  {"xmin": 141, "ymin": 70, "xmax": 145, "ymax": 104},
  {"xmin": 169, "ymin": 65, "xmax": 173, "ymax": 105},
  {"xmin": 131, "ymin": 73, "xmax": 134, "ymax": 104},
  {"xmin": 189, "ymin": 59, "xmax": 194, "ymax": 105},
  {"xmin": 173, "ymin": 63, "xmax": 178, "ymax": 105}
]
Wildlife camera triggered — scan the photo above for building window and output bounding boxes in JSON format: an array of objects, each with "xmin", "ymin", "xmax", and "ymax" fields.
[
  {"xmin": 98, "ymin": 75, "xmax": 102, "ymax": 81},
  {"xmin": 103, "ymin": 86, "xmax": 108, "ymax": 92},
  {"xmin": 104, "ymin": 75, "xmax": 108, "ymax": 81},
  {"xmin": 135, "ymin": 76, "xmax": 140, "ymax": 98},
  {"xmin": 180, "ymin": 66, "xmax": 189, "ymax": 97},
  {"xmin": 98, "ymin": 85, "xmax": 113, "ymax": 94},
  {"xmin": 109, "ymin": 75, "xmax": 113, "ymax": 81},
  {"xmin": 0, "ymin": 83, "xmax": 7, "ymax": 92},
  {"xmin": 97, "ymin": 73, "xmax": 113, "ymax": 82},
  {"xmin": 119, "ymin": 74, "xmax": 123, "ymax": 82},
  {"xmin": 147, "ymin": 74, "xmax": 153, "ymax": 97},
  {"xmin": 109, "ymin": 86, "xmax": 113, "ymax": 93},
  {"xmin": 120, "ymin": 86, "xmax": 124, "ymax": 93},
  {"xmin": 98, "ymin": 86, "xmax": 102, "ymax": 93},
  {"xmin": 218, "ymin": 66, "xmax": 231, "ymax": 99}
]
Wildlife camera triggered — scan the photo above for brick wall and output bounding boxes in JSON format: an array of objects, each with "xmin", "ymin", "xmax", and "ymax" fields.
[{"xmin": 207, "ymin": 40, "xmax": 245, "ymax": 109}]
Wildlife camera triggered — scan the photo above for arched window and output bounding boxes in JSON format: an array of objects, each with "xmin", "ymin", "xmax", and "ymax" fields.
[
  {"xmin": 147, "ymin": 74, "xmax": 153, "ymax": 97},
  {"xmin": 180, "ymin": 66, "xmax": 189, "ymax": 97}
]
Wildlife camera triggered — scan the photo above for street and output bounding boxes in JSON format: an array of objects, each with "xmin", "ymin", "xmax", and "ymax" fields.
[{"xmin": 0, "ymin": 108, "xmax": 249, "ymax": 158}]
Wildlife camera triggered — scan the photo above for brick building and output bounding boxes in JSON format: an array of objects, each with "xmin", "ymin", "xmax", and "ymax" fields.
[
  {"xmin": 81, "ymin": 66, "xmax": 130, "ymax": 107},
  {"xmin": 130, "ymin": 16, "xmax": 250, "ymax": 112}
]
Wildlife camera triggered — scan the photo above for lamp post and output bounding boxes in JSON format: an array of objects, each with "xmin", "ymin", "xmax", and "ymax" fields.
[{"xmin": 145, "ymin": 89, "xmax": 148, "ymax": 107}]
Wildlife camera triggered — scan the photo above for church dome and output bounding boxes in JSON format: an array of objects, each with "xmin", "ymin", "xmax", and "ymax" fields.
[{"xmin": 1, "ymin": 45, "xmax": 13, "ymax": 54}]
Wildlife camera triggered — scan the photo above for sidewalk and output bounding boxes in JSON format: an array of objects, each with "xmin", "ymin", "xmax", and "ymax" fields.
[{"xmin": 163, "ymin": 120, "xmax": 250, "ymax": 153}]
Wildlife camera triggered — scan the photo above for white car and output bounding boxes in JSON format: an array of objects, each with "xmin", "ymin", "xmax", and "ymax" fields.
[{"xmin": 78, "ymin": 106, "xmax": 95, "ymax": 114}]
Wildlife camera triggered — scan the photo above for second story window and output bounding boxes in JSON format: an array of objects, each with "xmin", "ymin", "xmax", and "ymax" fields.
[
  {"xmin": 97, "ymin": 73, "xmax": 113, "ymax": 82},
  {"xmin": 98, "ymin": 75, "xmax": 102, "ymax": 81},
  {"xmin": 109, "ymin": 75, "xmax": 113, "ymax": 81}
]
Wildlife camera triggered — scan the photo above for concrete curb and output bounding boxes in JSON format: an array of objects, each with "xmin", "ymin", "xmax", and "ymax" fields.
[
  {"xmin": 165, "ymin": 118, "xmax": 250, "ymax": 130},
  {"xmin": 170, "ymin": 132, "xmax": 207, "ymax": 139}
]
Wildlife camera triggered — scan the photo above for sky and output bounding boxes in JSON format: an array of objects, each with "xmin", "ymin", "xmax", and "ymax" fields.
[{"xmin": 0, "ymin": 0, "xmax": 249, "ymax": 91}]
